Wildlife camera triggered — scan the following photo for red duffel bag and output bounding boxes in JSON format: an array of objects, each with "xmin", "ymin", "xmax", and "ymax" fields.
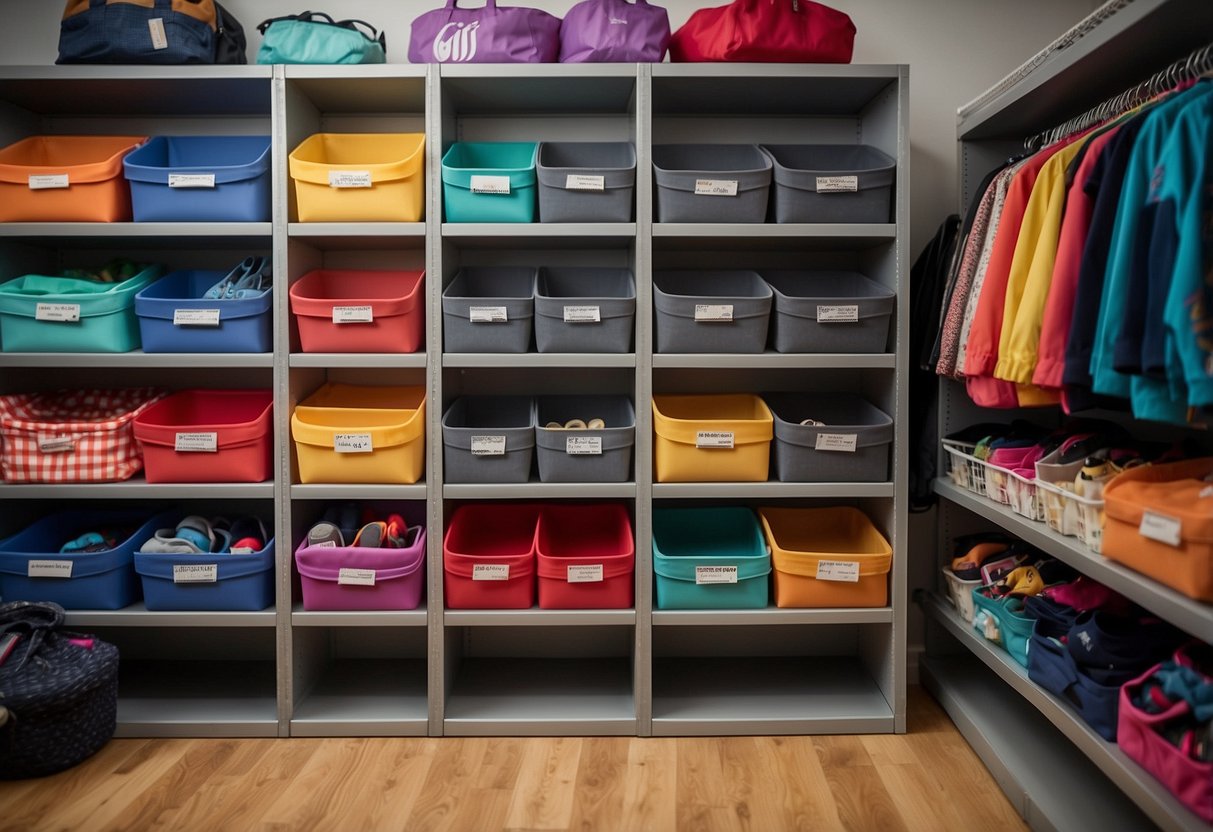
[{"xmin": 669, "ymin": 0, "xmax": 855, "ymax": 63}]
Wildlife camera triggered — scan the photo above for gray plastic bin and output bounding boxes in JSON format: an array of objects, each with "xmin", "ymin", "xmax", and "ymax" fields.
[
  {"xmin": 535, "ymin": 267, "xmax": 635, "ymax": 354},
  {"xmin": 763, "ymin": 392, "xmax": 892, "ymax": 483},
  {"xmin": 537, "ymin": 142, "xmax": 636, "ymax": 223},
  {"xmin": 442, "ymin": 396, "xmax": 536, "ymax": 483},
  {"xmin": 536, "ymin": 395, "xmax": 635, "ymax": 483},
  {"xmin": 762, "ymin": 144, "xmax": 896, "ymax": 224},
  {"xmin": 442, "ymin": 267, "xmax": 535, "ymax": 353},
  {"xmin": 652, "ymin": 144, "xmax": 772, "ymax": 224},
  {"xmin": 761, "ymin": 270, "xmax": 895, "ymax": 354},
  {"xmin": 653, "ymin": 271, "xmax": 772, "ymax": 354}
]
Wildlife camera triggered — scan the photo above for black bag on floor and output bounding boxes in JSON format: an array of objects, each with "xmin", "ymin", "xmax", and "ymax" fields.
[{"xmin": 0, "ymin": 601, "xmax": 119, "ymax": 780}]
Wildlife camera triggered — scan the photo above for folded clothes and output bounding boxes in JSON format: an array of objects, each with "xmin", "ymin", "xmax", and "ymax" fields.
[{"xmin": 1066, "ymin": 610, "xmax": 1184, "ymax": 686}]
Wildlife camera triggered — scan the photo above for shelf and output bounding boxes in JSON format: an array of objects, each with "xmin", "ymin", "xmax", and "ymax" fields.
[
  {"xmin": 652, "ymin": 481, "xmax": 894, "ymax": 499},
  {"xmin": 284, "ymin": 69, "xmax": 426, "ymax": 113},
  {"xmin": 291, "ymin": 483, "xmax": 428, "ymax": 501},
  {"xmin": 652, "ymin": 224, "xmax": 894, "ymax": 249},
  {"xmin": 651, "ymin": 607, "xmax": 892, "ymax": 626},
  {"xmin": 652, "ymin": 352, "xmax": 894, "ymax": 369},
  {"xmin": 65, "ymin": 603, "xmax": 276, "ymax": 628},
  {"xmin": 0, "ymin": 351, "xmax": 273, "ymax": 368},
  {"xmin": 443, "ymin": 657, "xmax": 635, "ymax": 736},
  {"xmin": 290, "ymin": 353, "xmax": 427, "ymax": 369},
  {"xmin": 441, "ymin": 223, "xmax": 636, "ymax": 248},
  {"xmin": 113, "ymin": 660, "xmax": 278, "ymax": 738},
  {"xmin": 444, "ymin": 608, "xmax": 635, "ymax": 627},
  {"xmin": 442, "ymin": 482, "xmax": 636, "ymax": 500},
  {"xmin": 0, "ymin": 223, "xmax": 272, "ymax": 245},
  {"xmin": 288, "ymin": 223, "xmax": 426, "ymax": 245},
  {"xmin": 923, "ymin": 593, "xmax": 1201, "ymax": 832},
  {"xmin": 935, "ymin": 479, "xmax": 1213, "ymax": 642},
  {"xmin": 0, "ymin": 480, "xmax": 274, "ymax": 499},
  {"xmin": 292, "ymin": 605, "xmax": 428, "ymax": 628},
  {"xmin": 0, "ymin": 66, "xmax": 272, "ymax": 115},
  {"xmin": 651, "ymin": 64, "xmax": 900, "ymax": 116},
  {"xmin": 290, "ymin": 659, "xmax": 428, "ymax": 738},
  {"xmin": 651, "ymin": 656, "xmax": 892, "ymax": 736},
  {"xmin": 442, "ymin": 353, "xmax": 635, "ymax": 368},
  {"xmin": 440, "ymin": 66, "xmax": 636, "ymax": 114}
]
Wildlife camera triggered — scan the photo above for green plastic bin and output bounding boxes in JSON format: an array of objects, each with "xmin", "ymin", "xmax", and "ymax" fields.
[
  {"xmin": 652, "ymin": 507, "xmax": 770, "ymax": 609},
  {"xmin": 442, "ymin": 142, "xmax": 538, "ymax": 223}
]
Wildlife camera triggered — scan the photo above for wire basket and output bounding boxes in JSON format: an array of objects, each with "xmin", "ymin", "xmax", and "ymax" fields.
[
  {"xmin": 1035, "ymin": 478, "xmax": 1104, "ymax": 553},
  {"xmin": 942, "ymin": 440, "xmax": 1043, "ymax": 521}
]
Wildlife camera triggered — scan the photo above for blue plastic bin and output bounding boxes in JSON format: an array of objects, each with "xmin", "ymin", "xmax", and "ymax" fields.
[
  {"xmin": 652, "ymin": 507, "xmax": 770, "ymax": 609},
  {"xmin": 134, "ymin": 539, "xmax": 275, "ymax": 611},
  {"xmin": 0, "ymin": 265, "xmax": 161, "ymax": 353},
  {"xmin": 123, "ymin": 136, "xmax": 272, "ymax": 223},
  {"xmin": 135, "ymin": 270, "xmax": 272, "ymax": 353},
  {"xmin": 442, "ymin": 142, "xmax": 538, "ymax": 223},
  {"xmin": 0, "ymin": 510, "xmax": 167, "ymax": 610}
]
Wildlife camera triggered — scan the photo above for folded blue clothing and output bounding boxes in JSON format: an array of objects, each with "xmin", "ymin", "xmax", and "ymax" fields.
[
  {"xmin": 1028, "ymin": 633, "xmax": 1121, "ymax": 741},
  {"xmin": 1023, "ymin": 595, "xmax": 1080, "ymax": 640},
  {"xmin": 1067, "ymin": 611, "xmax": 1184, "ymax": 686}
]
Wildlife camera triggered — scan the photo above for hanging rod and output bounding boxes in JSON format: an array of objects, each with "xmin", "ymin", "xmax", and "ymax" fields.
[{"xmin": 1024, "ymin": 39, "xmax": 1213, "ymax": 150}]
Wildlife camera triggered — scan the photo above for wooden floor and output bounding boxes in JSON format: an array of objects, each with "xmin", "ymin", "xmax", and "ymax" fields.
[{"xmin": 0, "ymin": 688, "xmax": 1025, "ymax": 832}]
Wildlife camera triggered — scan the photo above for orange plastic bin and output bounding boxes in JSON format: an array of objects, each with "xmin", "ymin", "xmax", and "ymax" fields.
[
  {"xmin": 0, "ymin": 135, "xmax": 147, "ymax": 222},
  {"xmin": 759, "ymin": 506, "xmax": 891, "ymax": 607},
  {"xmin": 290, "ymin": 269, "xmax": 425, "ymax": 353}
]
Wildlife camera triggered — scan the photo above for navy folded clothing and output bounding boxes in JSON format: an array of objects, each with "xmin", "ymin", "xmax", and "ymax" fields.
[
  {"xmin": 1066, "ymin": 611, "xmax": 1184, "ymax": 686},
  {"xmin": 1028, "ymin": 633, "xmax": 1121, "ymax": 741},
  {"xmin": 1023, "ymin": 595, "xmax": 1080, "ymax": 640}
]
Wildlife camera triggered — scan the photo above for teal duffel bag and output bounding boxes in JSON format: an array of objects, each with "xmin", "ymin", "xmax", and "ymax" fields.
[{"xmin": 256, "ymin": 11, "xmax": 386, "ymax": 64}]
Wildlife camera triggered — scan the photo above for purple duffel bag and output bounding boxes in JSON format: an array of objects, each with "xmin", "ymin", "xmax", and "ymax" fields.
[
  {"xmin": 408, "ymin": 0, "xmax": 561, "ymax": 63},
  {"xmin": 559, "ymin": 0, "xmax": 670, "ymax": 62}
]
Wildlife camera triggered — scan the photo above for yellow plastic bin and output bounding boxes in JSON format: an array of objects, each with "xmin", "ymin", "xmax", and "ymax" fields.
[
  {"xmin": 758, "ymin": 506, "xmax": 891, "ymax": 608},
  {"xmin": 652, "ymin": 394, "xmax": 772, "ymax": 483},
  {"xmin": 289, "ymin": 133, "xmax": 425, "ymax": 223},
  {"xmin": 291, "ymin": 383, "xmax": 426, "ymax": 484}
]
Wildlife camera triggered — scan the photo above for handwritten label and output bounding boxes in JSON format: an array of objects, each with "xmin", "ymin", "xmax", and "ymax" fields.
[
  {"xmin": 567, "ymin": 564, "xmax": 604, "ymax": 583},
  {"xmin": 815, "ymin": 433, "xmax": 858, "ymax": 453},
  {"xmin": 28, "ymin": 174, "xmax": 68, "ymax": 190},
  {"xmin": 174, "ymin": 432, "xmax": 218, "ymax": 452},
  {"xmin": 28, "ymin": 560, "xmax": 72, "ymax": 579},
  {"xmin": 172, "ymin": 564, "xmax": 218, "ymax": 584},
  {"xmin": 328, "ymin": 171, "xmax": 372, "ymax": 189},
  {"xmin": 695, "ymin": 431, "xmax": 734, "ymax": 449},
  {"xmin": 311, "ymin": 540, "xmax": 338, "ymax": 549},
  {"xmin": 817, "ymin": 305, "xmax": 860, "ymax": 323},
  {"xmin": 565, "ymin": 174, "xmax": 605, "ymax": 191},
  {"xmin": 35, "ymin": 303, "xmax": 80, "ymax": 322},
  {"xmin": 173, "ymin": 308, "xmax": 220, "ymax": 327},
  {"xmin": 148, "ymin": 17, "xmax": 168, "ymax": 49},
  {"xmin": 1139, "ymin": 511, "xmax": 1182, "ymax": 547},
  {"xmin": 469, "ymin": 306, "xmax": 507, "ymax": 323},
  {"xmin": 338, "ymin": 568, "xmax": 376, "ymax": 587},
  {"xmin": 816, "ymin": 175, "xmax": 858, "ymax": 192},
  {"xmin": 694, "ymin": 179, "xmax": 738, "ymax": 196},
  {"xmin": 695, "ymin": 565, "xmax": 738, "ymax": 585},
  {"xmin": 816, "ymin": 560, "xmax": 860, "ymax": 582},
  {"xmin": 694, "ymin": 304, "xmax": 733, "ymax": 322},
  {"xmin": 563, "ymin": 305, "xmax": 601, "ymax": 323},
  {"xmin": 471, "ymin": 435, "xmax": 507, "ymax": 456},
  {"xmin": 332, "ymin": 305, "xmax": 373, "ymax": 324},
  {"xmin": 470, "ymin": 175, "xmax": 511, "ymax": 195},
  {"xmin": 472, "ymin": 563, "xmax": 510, "ymax": 581},
  {"xmin": 37, "ymin": 436, "xmax": 75, "ymax": 453},
  {"xmin": 566, "ymin": 436, "xmax": 602, "ymax": 455},
  {"xmin": 334, "ymin": 433, "xmax": 373, "ymax": 453},
  {"xmin": 168, "ymin": 174, "xmax": 215, "ymax": 189}
]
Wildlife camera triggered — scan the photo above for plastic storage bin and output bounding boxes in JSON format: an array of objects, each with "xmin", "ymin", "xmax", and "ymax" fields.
[
  {"xmin": 134, "ymin": 539, "xmax": 275, "ymax": 611},
  {"xmin": 442, "ymin": 142, "xmax": 538, "ymax": 223},
  {"xmin": 536, "ymin": 504, "xmax": 634, "ymax": 609},
  {"xmin": 290, "ymin": 269, "xmax": 425, "ymax": 354},
  {"xmin": 763, "ymin": 393, "xmax": 893, "ymax": 483},
  {"xmin": 536, "ymin": 395, "xmax": 635, "ymax": 483},
  {"xmin": 534, "ymin": 266, "xmax": 635, "ymax": 354},
  {"xmin": 0, "ymin": 510, "xmax": 165, "ymax": 610},
  {"xmin": 133, "ymin": 389, "xmax": 274, "ymax": 483},
  {"xmin": 762, "ymin": 144, "xmax": 896, "ymax": 223},
  {"xmin": 942, "ymin": 568, "xmax": 982, "ymax": 623},
  {"xmin": 652, "ymin": 144, "xmax": 772, "ymax": 224},
  {"xmin": 0, "ymin": 265, "xmax": 160, "ymax": 353},
  {"xmin": 289, "ymin": 133, "xmax": 425, "ymax": 223},
  {"xmin": 536, "ymin": 142, "xmax": 636, "ymax": 223},
  {"xmin": 0, "ymin": 135, "xmax": 147, "ymax": 222},
  {"xmin": 442, "ymin": 267, "xmax": 535, "ymax": 354},
  {"xmin": 444, "ymin": 503, "xmax": 541, "ymax": 609},
  {"xmin": 652, "ymin": 394, "xmax": 773, "ymax": 483},
  {"xmin": 760, "ymin": 270, "xmax": 895, "ymax": 354},
  {"xmin": 652, "ymin": 507, "xmax": 770, "ymax": 609},
  {"xmin": 291, "ymin": 383, "xmax": 426, "ymax": 484},
  {"xmin": 759, "ymin": 507, "xmax": 891, "ymax": 608},
  {"xmin": 135, "ymin": 270, "xmax": 272, "ymax": 353},
  {"xmin": 652, "ymin": 270, "xmax": 772, "ymax": 354},
  {"xmin": 442, "ymin": 396, "xmax": 535, "ymax": 484},
  {"xmin": 122, "ymin": 136, "xmax": 272, "ymax": 223}
]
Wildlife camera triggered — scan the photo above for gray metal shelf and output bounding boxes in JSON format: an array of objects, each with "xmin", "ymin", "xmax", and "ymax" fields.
[
  {"xmin": 289, "ymin": 353, "xmax": 427, "ymax": 369},
  {"xmin": 651, "ymin": 607, "xmax": 893, "ymax": 626},
  {"xmin": 0, "ymin": 480, "xmax": 275, "ymax": 499},
  {"xmin": 652, "ymin": 481, "xmax": 894, "ymax": 499},
  {"xmin": 442, "ymin": 482, "xmax": 637, "ymax": 500},
  {"xmin": 288, "ymin": 222, "xmax": 425, "ymax": 239},
  {"xmin": 0, "ymin": 223, "xmax": 272, "ymax": 239},
  {"xmin": 653, "ymin": 223, "xmax": 895, "ymax": 242},
  {"xmin": 442, "ymin": 353, "xmax": 636, "ymax": 368},
  {"xmin": 65, "ymin": 603, "xmax": 276, "ymax": 628},
  {"xmin": 651, "ymin": 64, "xmax": 900, "ymax": 116},
  {"xmin": 444, "ymin": 608, "xmax": 636, "ymax": 627},
  {"xmin": 113, "ymin": 660, "xmax": 279, "ymax": 739},
  {"xmin": 292, "ymin": 605, "xmax": 428, "ymax": 628},
  {"xmin": 441, "ymin": 223, "xmax": 637, "ymax": 243},
  {"xmin": 290, "ymin": 658, "xmax": 429, "ymax": 738},
  {"xmin": 651, "ymin": 352, "xmax": 895, "ymax": 369},
  {"xmin": 0, "ymin": 351, "xmax": 273, "ymax": 368},
  {"xmin": 290, "ymin": 483, "xmax": 428, "ymax": 501}
]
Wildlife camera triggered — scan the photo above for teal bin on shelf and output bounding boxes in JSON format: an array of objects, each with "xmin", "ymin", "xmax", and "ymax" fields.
[
  {"xmin": 441, "ymin": 142, "xmax": 538, "ymax": 223},
  {"xmin": 652, "ymin": 507, "xmax": 770, "ymax": 610}
]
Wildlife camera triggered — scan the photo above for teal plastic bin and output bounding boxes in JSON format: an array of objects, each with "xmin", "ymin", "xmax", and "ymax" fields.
[
  {"xmin": 442, "ymin": 142, "xmax": 538, "ymax": 223},
  {"xmin": 0, "ymin": 265, "xmax": 161, "ymax": 353},
  {"xmin": 652, "ymin": 507, "xmax": 770, "ymax": 609}
]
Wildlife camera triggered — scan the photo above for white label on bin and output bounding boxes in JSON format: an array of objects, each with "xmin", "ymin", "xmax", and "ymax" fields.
[
  {"xmin": 694, "ymin": 179, "xmax": 738, "ymax": 197},
  {"xmin": 472, "ymin": 563, "xmax": 510, "ymax": 581},
  {"xmin": 334, "ymin": 433, "xmax": 373, "ymax": 453},
  {"xmin": 148, "ymin": 17, "xmax": 168, "ymax": 50},
  {"xmin": 563, "ymin": 305, "xmax": 601, "ymax": 323},
  {"xmin": 312, "ymin": 540, "xmax": 338, "ymax": 549},
  {"xmin": 471, "ymin": 435, "xmax": 507, "ymax": 456},
  {"xmin": 470, "ymin": 175, "xmax": 511, "ymax": 195},
  {"xmin": 35, "ymin": 303, "xmax": 79, "ymax": 322},
  {"xmin": 230, "ymin": 547, "xmax": 254, "ymax": 555},
  {"xmin": 469, "ymin": 306, "xmax": 508, "ymax": 323},
  {"xmin": 168, "ymin": 174, "xmax": 216, "ymax": 189},
  {"xmin": 338, "ymin": 568, "xmax": 376, "ymax": 587},
  {"xmin": 696, "ymin": 431, "xmax": 734, "ymax": 449},
  {"xmin": 566, "ymin": 436, "xmax": 602, "ymax": 455},
  {"xmin": 1139, "ymin": 511, "xmax": 1182, "ymax": 547},
  {"xmin": 174, "ymin": 432, "xmax": 218, "ymax": 453},
  {"xmin": 37, "ymin": 435, "xmax": 75, "ymax": 453},
  {"xmin": 28, "ymin": 560, "xmax": 72, "ymax": 579},
  {"xmin": 565, "ymin": 174, "xmax": 605, "ymax": 191},
  {"xmin": 28, "ymin": 174, "xmax": 68, "ymax": 190},
  {"xmin": 332, "ymin": 305, "xmax": 374, "ymax": 324},
  {"xmin": 815, "ymin": 433, "xmax": 858, "ymax": 453},
  {"xmin": 816, "ymin": 559, "xmax": 860, "ymax": 582},
  {"xmin": 817, "ymin": 304, "xmax": 859, "ymax": 323},
  {"xmin": 173, "ymin": 308, "xmax": 220, "ymax": 327},
  {"xmin": 567, "ymin": 564, "xmax": 604, "ymax": 583},
  {"xmin": 816, "ymin": 175, "xmax": 858, "ymax": 192},
  {"xmin": 173, "ymin": 564, "xmax": 218, "ymax": 584},
  {"xmin": 695, "ymin": 565, "xmax": 738, "ymax": 584},
  {"xmin": 694, "ymin": 304, "xmax": 733, "ymax": 322},
  {"xmin": 328, "ymin": 170, "xmax": 372, "ymax": 188}
]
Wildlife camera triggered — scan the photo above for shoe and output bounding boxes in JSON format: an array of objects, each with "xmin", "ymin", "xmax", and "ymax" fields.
[
  {"xmin": 228, "ymin": 516, "xmax": 267, "ymax": 553},
  {"xmin": 352, "ymin": 521, "xmax": 387, "ymax": 548},
  {"xmin": 384, "ymin": 514, "xmax": 409, "ymax": 548},
  {"xmin": 141, "ymin": 516, "xmax": 230, "ymax": 554},
  {"xmin": 203, "ymin": 256, "xmax": 273, "ymax": 300},
  {"xmin": 307, "ymin": 521, "xmax": 344, "ymax": 549}
]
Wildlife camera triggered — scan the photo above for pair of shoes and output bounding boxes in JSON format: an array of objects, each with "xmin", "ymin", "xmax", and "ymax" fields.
[
  {"xmin": 307, "ymin": 512, "xmax": 420, "ymax": 549},
  {"xmin": 203, "ymin": 256, "xmax": 273, "ymax": 300},
  {"xmin": 140, "ymin": 515, "xmax": 267, "ymax": 555}
]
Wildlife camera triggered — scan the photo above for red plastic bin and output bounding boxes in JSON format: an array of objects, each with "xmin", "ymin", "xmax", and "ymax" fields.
[
  {"xmin": 133, "ymin": 389, "xmax": 273, "ymax": 483},
  {"xmin": 537, "ymin": 503, "xmax": 634, "ymax": 610},
  {"xmin": 289, "ymin": 269, "xmax": 425, "ymax": 354},
  {"xmin": 444, "ymin": 503, "xmax": 539, "ymax": 609}
]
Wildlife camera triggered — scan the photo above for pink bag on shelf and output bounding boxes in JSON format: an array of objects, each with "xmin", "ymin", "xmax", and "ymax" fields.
[
  {"xmin": 408, "ymin": 0, "xmax": 561, "ymax": 63},
  {"xmin": 559, "ymin": 0, "xmax": 670, "ymax": 63}
]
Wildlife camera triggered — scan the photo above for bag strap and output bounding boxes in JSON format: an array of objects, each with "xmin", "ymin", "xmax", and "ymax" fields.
[
  {"xmin": 0, "ymin": 601, "xmax": 66, "ymax": 674},
  {"xmin": 444, "ymin": 0, "xmax": 499, "ymax": 10},
  {"xmin": 257, "ymin": 10, "xmax": 386, "ymax": 48}
]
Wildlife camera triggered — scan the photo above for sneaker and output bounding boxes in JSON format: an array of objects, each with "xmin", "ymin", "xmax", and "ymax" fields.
[
  {"xmin": 307, "ymin": 521, "xmax": 344, "ymax": 549},
  {"xmin": 352, "ymin": 521, "xmax": 387, "ymax": 548}
]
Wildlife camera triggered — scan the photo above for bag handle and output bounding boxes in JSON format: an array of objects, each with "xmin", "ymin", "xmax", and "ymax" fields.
[
  {"xmin": 443, "ymin": 0, "xmax": 499, "ymax": 10},
  {"xmin": 257, "ymin": 11, "xmax": 387, "ymax": 50},
  {"xmin": 0, "ymin": 601, "xmax": 66, "ymax": 674}
]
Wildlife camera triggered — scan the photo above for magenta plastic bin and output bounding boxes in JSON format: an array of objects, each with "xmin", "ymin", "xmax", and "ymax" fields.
[{"xmin": 295, "ymin": 527, "xmax": 427, "ymax": 611}]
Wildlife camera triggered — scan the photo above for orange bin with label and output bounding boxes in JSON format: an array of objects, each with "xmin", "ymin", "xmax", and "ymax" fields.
[{"xmin": 0, "ymin": 135, "xmax": 147, "ymax": 222}]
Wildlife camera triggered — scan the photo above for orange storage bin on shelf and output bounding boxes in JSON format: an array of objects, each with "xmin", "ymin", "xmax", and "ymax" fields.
[
  {"xmin": 1102, "ymin": 457, "xmax": 1213, "ymax": 602},
  {"xmin": 758, "ymin": 506, "xmax": 891, "ymax": 608},
  {"xmin": 289, "ymin": 269, "xmax": 425, "ymax": 354},
  {"xmin": 0, "ymin": 135, "xmax": 147, "ymax": 222}
]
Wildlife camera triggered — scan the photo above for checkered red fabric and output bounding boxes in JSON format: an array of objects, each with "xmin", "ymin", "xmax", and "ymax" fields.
[{"xmin": 0, "ymin": 389, "xmax": 166, "ymax": 483}]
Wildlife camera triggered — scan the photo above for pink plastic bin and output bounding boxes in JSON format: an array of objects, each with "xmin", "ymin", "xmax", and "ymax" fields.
[
  {"xmin": 295, "ymin": 515, "xmax": 426, "ymax": 611},
  {"xmin": 444, "ymin": 503, "xmax": 539, "ymax": 609},
  {"xmin": 290, "ymin": 269, "xmax": 425, "ymax": 354},
  {"xmin": 536, "ymin": 503, "xmax": 634, "ymax": 610}
]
